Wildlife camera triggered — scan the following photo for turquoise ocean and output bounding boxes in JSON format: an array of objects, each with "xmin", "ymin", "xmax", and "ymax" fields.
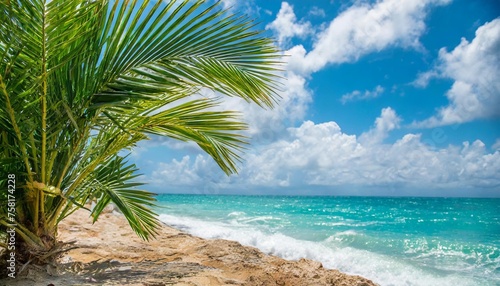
[{"xmin": 155, "ymin": 195, "xmax": 500, "ymax": 286}]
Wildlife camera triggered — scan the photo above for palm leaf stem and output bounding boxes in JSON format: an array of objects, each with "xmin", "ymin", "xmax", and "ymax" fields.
[
  {"xmin": 0, "ymin": 219, "xmax": 43, "ymax": 250},
  {"xmin": 0, "ymin": 75, "xmax": 34, "ymax": 182},
  {"xmin": 38, "ymin": 0, "xmax": 50, "ymax": 232},
  {"xmin": 55, "ymin": 125, "xmax": 90, "ymax": 189}
]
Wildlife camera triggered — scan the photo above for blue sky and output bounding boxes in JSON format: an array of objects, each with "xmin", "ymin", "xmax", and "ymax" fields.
[{"xmin": 131, "ymin": 0, "xmax": 500, "ymax": 197}]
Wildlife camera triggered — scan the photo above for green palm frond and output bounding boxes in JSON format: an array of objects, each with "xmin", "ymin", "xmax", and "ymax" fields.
[
  {"xmin": 139, "ymin": 99, "xmax": 248, "ymax": 173},
  {"xmin": 0, "ymin": 0, "xmax": 281, "ymax": 263},
  {"xmin": 91, "ymin": 0, "xmax": 280, "ymax": 108},
  {"xmin": 87, "ymin": 155, "xmax": 160, "ymax": 240}
]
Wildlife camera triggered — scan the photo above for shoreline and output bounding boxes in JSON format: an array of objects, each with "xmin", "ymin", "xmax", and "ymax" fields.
[{"xmin": 2, "ymin": 208, "xmax": 377, "ymax": 285}]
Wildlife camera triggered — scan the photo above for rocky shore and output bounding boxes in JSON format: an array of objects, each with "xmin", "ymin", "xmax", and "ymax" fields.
[{"xmin": 1, "ymin": 208, "xmax": 377, "ymax": 286}]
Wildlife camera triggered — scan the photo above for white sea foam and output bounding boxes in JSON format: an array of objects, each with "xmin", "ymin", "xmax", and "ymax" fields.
[
  {"xmin": 316, "ymin": 221, "xmax": 379, "ymax": 227},
  {"xmin": 158, "ymin": 213, "xmax": 491, "ymax": 286},
  {"xmin": 227, "ymin": 211, "xmax": 246, "ymax": 217},
  {"xmin": 235, "ymin": 215, "xmax": 279, "ymax": 224}
]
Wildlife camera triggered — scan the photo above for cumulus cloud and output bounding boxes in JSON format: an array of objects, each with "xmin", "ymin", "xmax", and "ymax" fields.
[
  {"xmin": 286, "ymin": 0, "xmax": 451, "ymax": 75},
  {"xmin": 359, "ymin": 107, "xmax": 401, "ymax": 145},
  {"xmin": 140, "ymin": 71, "xmax": 313, "ymax": 151},
  {"xmin": 152, "ymin": 156, "xmax": 203, "ymax": 187},
  {"xmin": 248, "ymin": 0, "xmax": 448, "ymax": 145},
  {"xmin": 266, "ymin": 2, "xmax": 312, "ymax": 45},
  {"xmin": 219, "ymin": 0, "xmax": 261, "ymax": 16},
  {"xmin": 493, "ymin": 139, "xmax": 500, "ymax": 151},
  {"xmin": 340, "ymin": 85, "xmax": 385, "ymax": 104},
  {"xmin": 219, "ymin": 0, "xmax": 237, "ymax": 9},
  {"xmin": 145, "ymin": 3, "xmax": 316, "ymax": 147},
  {"xmin": 149, "ymin": 109, "xmax": 500, "ymax": 193},
  {"xmin": 309, "ymin": 6, "xmax": 326, "ymax": 17},
  {"xmin": 214, "ymin": 0, "xmax": 452, "ymax": 144},
  {"xmin": 204, "ymin": 69, "xmax": 312, "ymax": 146},
  {"xmin": 413, "ymin": 18, "xmax": 500, "ymax": 127},
  {"xmin": 151, "ymin": 155, "xmax": 229, "ymax": 188},
  {"xmin": 143, "ymin": 1, "xmax": 500, "ymax": 196},
  {"xmin": 412, "ymin": 70, "xmax": 439, "ymax": 88}
]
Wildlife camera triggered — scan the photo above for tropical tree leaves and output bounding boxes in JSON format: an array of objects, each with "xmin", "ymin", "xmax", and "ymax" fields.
[
  {"xmin": 92, "ymin": 0, "xmax": 280, "ymax": 108},
  {"xmin": 0, "ymin": 0, "xmax": 281, "ymax": 259},
  {"xmin": 82, "ymin": 155, "xmax": 160, "ymax": 241}
]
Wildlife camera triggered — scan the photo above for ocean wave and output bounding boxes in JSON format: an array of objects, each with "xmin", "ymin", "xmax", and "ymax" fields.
[
  {"xmin": 315, "ymin": 221, "xmax": 379, "ymax": 227},
  {"xmin": 404, "ymin": 237, "xmax": 500, "ymax": 259},
  {"xmin": 227, "ymin": 211, "xmax": 246, "ymax": 217},
  {"xmin": 234, "ymin": 215, "xmax": 281, "ymax": 223},
  {"xmin": 157, "ymin": 213, "xmax": 491, "ymax": 286}
]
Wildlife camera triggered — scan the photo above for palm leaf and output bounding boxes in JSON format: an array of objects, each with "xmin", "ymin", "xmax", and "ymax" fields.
[
  {"xmin": 0, "ymin": 0, "xmax": 282, "ymax": 262},
  {"xmin": 91, "ymin": 0, "xmax": 281, "ymax": 108},
  {"xmin": 88, "ymin": 155, "xmax": 160, "ymax": 240}
]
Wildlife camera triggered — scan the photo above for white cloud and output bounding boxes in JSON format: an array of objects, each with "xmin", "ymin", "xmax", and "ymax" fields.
[
  {"xmin": 413, "ymin": 18, "xmax": 500, "ymax": 127},
  {"xmin": 151, "ymin": 154, "xmax": 231, "ymax": 191},
  {"xmin": 142, "ymin": 0, "xmax": 500, "ymax": 196},
  {"xmin": 134, "ymin": 65, "xmax": 313, "ymax": 148},
  {"xmin": 359, "ymin": 107, "xmax": 401, "ymax": 145},
  {"xmin": 412, "ymin": 70, "xmax": 439, "ymax": 88},
  {"xmin": 150, "ymin": 108, "xmax": 500, "ymax": 193},
  {"xmin": 340, "ymin": 85, "xmax": 385, "ymax": 104},
  {"xmin": 152, "ymin": 156, "xmax": 204, "ymax": 187},
  {"xmin": 309, "ymin": 6, "xmax": 326, "ymax": 17},
  {"xmin": 286, "ymin": 0, "xmax": 451, "ymax": 75},
  {"xmin": 213, "ymin": 0, "xmax": 451, "ymax": 143},
  {"xmin": 219, "ymin": 0, "xmax": 237, "ymax": 9},
  {"xmin": 266, "ymin": 2, "xmax": 313, "ymax": 45},
  {"xmin": 220, "ymin": 0, "xmax": 260, "ymax": 16},
  {"xmin": 209, "ymin": 70, "xmax": 312, "ymax": 144},
  {"xmin": 493, "ymin": 139, "xmax": 500, "ymax": 151}
]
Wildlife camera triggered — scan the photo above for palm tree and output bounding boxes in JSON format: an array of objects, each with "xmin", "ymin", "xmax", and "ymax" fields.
[{"xmin": 0, "ymin": 0, "xmax": 280, "ymax": 268}]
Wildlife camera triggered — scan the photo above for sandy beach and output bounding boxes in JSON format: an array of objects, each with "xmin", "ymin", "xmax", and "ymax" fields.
[{"xmin": 1, "ymin": 208, "xmax": 376, "ymax": 285}]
